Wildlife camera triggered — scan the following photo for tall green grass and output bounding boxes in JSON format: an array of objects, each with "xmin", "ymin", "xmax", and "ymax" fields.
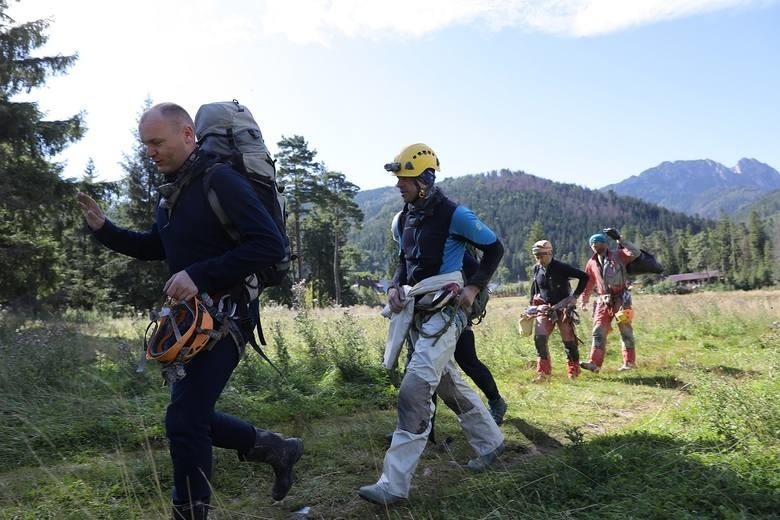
[{"xmin": 0, "ymin": 290, "xmax": 778, "ymax": 518}]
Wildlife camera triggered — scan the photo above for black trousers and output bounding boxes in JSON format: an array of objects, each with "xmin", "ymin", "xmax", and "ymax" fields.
[{"xmin": 454, "ymin": 328, "xmax": 500, "ymax": 401}]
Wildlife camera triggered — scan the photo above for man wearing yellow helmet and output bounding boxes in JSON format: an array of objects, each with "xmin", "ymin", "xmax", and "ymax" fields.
[
  {"xmin": 528, "ymin": 239, "xmax": 589, "ymax": 381},
  {"xmin": 579, "ymin": 228, "xmax": 641, "ymax": 372},
  {"xmin": 359, "ymin": 143, "xmax": 506, "ymax": 505}
]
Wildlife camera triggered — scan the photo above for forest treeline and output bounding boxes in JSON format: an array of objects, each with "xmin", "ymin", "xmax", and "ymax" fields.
[
  {"xmin": 1, "ymin": 5, "xmax": 363, "ymax": 313},
  {"xmin": 0, "ymin": 3, "xmax": 775, "ymax": 316},
  {"xmin": 351, "ymin": 172, "xmax": 777, "ymax": 290}
]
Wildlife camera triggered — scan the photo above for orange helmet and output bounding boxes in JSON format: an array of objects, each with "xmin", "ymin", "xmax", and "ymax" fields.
[{"xmin": 145, "ymin": 297, "xmax": 221, "ymax": 364}]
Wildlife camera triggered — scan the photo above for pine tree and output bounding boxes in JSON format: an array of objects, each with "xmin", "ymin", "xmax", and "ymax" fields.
[
  {"xmin": 111, "ymin": 99, "xmax": 168, "ymax": 309},
  {"xmin": 713, "ymin": 213, "xmax": 735, "ymax": 284},
  {"xmin": 746, "ymin": 211, "xmax": 773, "ymax": 288},
  {"xmin": 276, "ymin": 135, "xmax": 324, "ymax": 281},
  {"xmin": 57, "ymin": 159, "xmax": 119, "ymax": 309},
  {"xmin": 308, "ymin": 170, "xmax": 363, "ymax": 305},
  {"xmin": 0, "ymin": 3, "xmax": 84, "ymax": 310}
]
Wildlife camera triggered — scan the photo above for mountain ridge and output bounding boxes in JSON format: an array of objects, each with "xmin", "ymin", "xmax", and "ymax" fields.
[
  {"xmin": 602, "ymin": 158, "xmax": 780, "ymax": 217},
  {"xmin": 351, "ymin": 169, "xmax": 709, "ymax": 280}
]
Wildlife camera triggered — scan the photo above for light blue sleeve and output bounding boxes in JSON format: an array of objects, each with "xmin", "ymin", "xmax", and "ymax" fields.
[
  {"xmin": 439, "ymin": 205, "xmax": 498, "ymax": 275},
  {"xmin": 449, "ymin": 205, "xmax": 497, "ymax": 246}
]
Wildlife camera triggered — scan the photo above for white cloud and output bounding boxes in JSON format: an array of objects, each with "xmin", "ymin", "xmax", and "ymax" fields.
[
  {"xmin": 259, "ymin": 0, "xmax": 772, "ymax": 43},
  {"xmin": 569, "ymin": 0, "xmax": 760, "ymax": 36}
]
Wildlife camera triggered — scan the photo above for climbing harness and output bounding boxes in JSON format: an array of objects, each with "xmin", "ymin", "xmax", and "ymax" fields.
[{"xmin": 413, "ymin": 283, "xmax": 463, "ymax": 345}]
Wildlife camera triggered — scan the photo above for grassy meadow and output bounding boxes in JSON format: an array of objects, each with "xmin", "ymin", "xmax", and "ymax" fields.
[{"xmin": 0, "ymin": 289, "xmax": 778, "ymax": 519}]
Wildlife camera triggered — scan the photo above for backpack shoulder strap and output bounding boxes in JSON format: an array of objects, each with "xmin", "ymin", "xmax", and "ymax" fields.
[
  {"xmin": 396, "ymin": 208, "xmax": 407, "ymax": 236},
  {"xmin": 202, "ymin": 163, "xmax": 240, "ymax": 242}
]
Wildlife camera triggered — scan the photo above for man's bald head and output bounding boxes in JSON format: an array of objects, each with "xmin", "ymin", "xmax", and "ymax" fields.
[
  {"xmin": 140, "ymin": 102, "xmax": 194, "ymax": 128},
  {"xmin": 138, "ymin": 103, "xmax": 197, "ymax": 175}
]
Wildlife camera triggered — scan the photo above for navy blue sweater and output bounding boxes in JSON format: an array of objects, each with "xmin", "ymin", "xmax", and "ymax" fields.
[
  {"xmin": 94, "ymin": 161, "xmax": 285, "ymax": 296},
  {"xmin": 530, "ymin": 259, "xmax": 589, "ymax": 306}
]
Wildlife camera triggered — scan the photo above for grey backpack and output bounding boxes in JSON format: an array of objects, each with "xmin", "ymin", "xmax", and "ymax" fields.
[{"xmin": 194, "ymin": 99, "xmax": 291, "ymax": 295}]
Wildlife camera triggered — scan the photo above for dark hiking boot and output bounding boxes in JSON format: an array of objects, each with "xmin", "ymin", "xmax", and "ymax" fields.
[
  {"xmin": 358, "ymin": 484, "xmax": 405, "ymax": 505},
  {"xmin": 172, "ymin": 501, "xmax": 208, "ymax": 520},
  {"xmin": 240, "ymin": 428, "xmax": 304, "ymax": 501},
  {"xmin": 488, "ymin": 396, "xmax": 507, "ymax": 425},
  {"xmin": 579, "ymin": 361, "xmax": 600, "ymax": 373}
]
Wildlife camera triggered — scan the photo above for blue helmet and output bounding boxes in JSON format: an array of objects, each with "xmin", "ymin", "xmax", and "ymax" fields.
[{"xmin": 589, "ymin": 233, "xmax": 608, "ymax": 246}]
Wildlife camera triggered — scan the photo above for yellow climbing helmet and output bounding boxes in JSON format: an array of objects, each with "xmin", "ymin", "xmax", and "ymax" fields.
[{"xmin": 384, "ymin": 143, "xmax": 440, "ymax": 177}]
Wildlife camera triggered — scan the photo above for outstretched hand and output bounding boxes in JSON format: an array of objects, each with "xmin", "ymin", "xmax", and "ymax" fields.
[
  {"xmin": 76, "ymin": 192, "xmax": 106, "ymax": 231},
  {"xmin": 603, "ymin": 227, "xmax": 621, "ymax": 241}
]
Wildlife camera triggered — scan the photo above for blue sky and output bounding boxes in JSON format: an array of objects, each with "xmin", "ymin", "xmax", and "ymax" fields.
[{"xmin": 9, "ymin": 0, "xmax": 780, "ymax": 191}]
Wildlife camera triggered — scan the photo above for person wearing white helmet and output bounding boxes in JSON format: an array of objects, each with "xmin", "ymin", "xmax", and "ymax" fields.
[
  {"xmin": 359, "ymin": 143, "xmax": 506, "ymax": 506},
  {"xmin": 528, "ymin": 239, "xmax": 589, "ymax": 381}
]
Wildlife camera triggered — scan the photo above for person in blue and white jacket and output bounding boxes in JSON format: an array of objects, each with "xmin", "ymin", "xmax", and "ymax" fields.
[{"xmin": 359, "ymin": 143, "xmax": 506, "ymax": 506}]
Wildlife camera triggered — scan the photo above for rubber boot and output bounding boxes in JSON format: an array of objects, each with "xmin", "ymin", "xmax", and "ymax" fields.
[
  {"xmin": 466, "ymin": 442, "xmax": 505, "ymax": 472},
  {"xmin": 533, "ymin": 358, "xmax": 551, "ymax": 383},
  {"xmin": 172, "ymin": 501, "xmax": 208, "ymax": 520},
  {"xmin": 580, "ymin": 347, "xmax": 604, "ymax": 373},
  {"xmin": 563, "ymin": 340, "xmax": 580, "ymax": 378},
  {"xmin": 619, "ymin": 348, "xmax": 637, "ymax": 371},
  {"xmin": 240, "ymin": 428, "xmax": 304, "ymax": 501}
]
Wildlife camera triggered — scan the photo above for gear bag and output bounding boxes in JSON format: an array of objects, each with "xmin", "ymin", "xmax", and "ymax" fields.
[
  {"xmin": 626, "ymin": 248, "xmax": 664, "ymax": 275},
  {"xmin": 195, "ymin": 99, "xmax": 292, "ymax": 297}
]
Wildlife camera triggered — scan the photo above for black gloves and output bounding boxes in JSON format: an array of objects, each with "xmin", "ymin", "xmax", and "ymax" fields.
[{"xmin": 603, "ymin": 228, "xmax": 621, "ymax": 240}]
